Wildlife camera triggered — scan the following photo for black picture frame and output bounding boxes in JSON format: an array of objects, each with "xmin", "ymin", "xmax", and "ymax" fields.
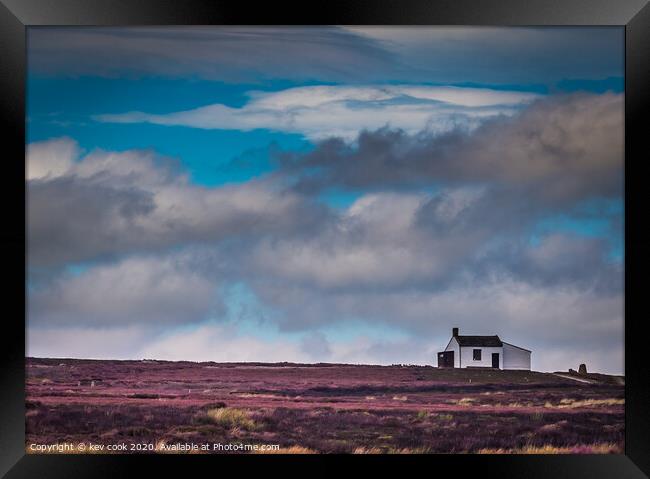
[{"xmin": 1, "ymin": 0, "xmax": 647, "ymax": 477}]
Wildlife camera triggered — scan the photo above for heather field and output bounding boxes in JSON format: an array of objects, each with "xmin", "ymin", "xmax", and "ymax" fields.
[{"xmin": 25, "ymin": 358, "xmax": 624, "ymax": 454}]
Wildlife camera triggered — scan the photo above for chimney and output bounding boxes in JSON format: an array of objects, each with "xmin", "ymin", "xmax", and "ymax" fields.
[{"xmin": 452, "ymin": 327, "xmax": 459, "ymax": 337}]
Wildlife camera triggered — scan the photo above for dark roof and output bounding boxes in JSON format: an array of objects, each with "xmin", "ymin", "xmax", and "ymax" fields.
[{"xmin": 454, "ymin": 335, "xmax": 503, "ymax": 347}]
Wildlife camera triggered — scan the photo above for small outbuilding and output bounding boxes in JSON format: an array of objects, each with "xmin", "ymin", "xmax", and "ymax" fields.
[{"xmin": 437, "ymin": 327, "xmax": 531, "ymax": 370}]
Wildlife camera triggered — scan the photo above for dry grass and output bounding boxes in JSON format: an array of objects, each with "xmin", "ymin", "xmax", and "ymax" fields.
[
  {"xmin": 536, "ymin": 398, "xmax": 624, "ymax": 409},
  {"xmin": 538, "ymin": 420, "xmax": 568, "ymax": 432},
  {"xmin": 387, "ymin": 447, "xmax": 433, "ymax": 454},
  {"xmin": 416, "ymin": 410, "xmax": 429, "ymax": 420},
  {"xmin": 206, "ymin": 407, "xmax": 257, "ymax": 430},
  {"xmin": 478, "ymin": 443, "xmax": 622, "ymax": 454},
  {"xmin": 435, "ymin": 413, "xmax": 454, "ymax": 421},
  {"xmin": 492, "ymin": 402, "xmax": 529, "ymax": 408},
  {"xmin": 489, "ymin": 398, "xmax": 623, "ymax": 410},
  {"xmin": 530, "ymin": 411, "xmax": 545, "ymax": 421},
  {"xmin": 255, "ymin": 445, "xmax": 316, "ymax": 454},
  {"xmin": 353, "ymin": 447, "xmax": 383, "ymax": 454},
  {"xmin": 355, "ymin": 446, "xmax": 432, "ymax": 454},
  {"xmin": 556, "ymin": 398, "xmax": 624, "ymax": 408}
]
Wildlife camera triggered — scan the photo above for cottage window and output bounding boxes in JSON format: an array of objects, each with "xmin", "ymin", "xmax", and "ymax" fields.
[{"xmin": 473, "ymin": 349, "xmax": 482, "ymax": 360}]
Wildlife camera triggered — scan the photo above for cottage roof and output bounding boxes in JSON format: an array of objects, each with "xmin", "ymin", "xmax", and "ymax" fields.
[{"xmin": 454, "ymin": 335, "xmax": 503, "ymax": 347}]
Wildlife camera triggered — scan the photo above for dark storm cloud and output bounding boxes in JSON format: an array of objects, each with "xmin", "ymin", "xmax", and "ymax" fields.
[
  {"xmin": 28, "ymin": 177, "xmax": 155, "ymax": 269},
  {"xmin": 28, "ymin": 27, "xmax": 623, "ymax": 88},
  {"xmin": 349, "ymin": 27, "xmax": 623, "ymax": 86},
  {"xmin": 27, "ymin": 27, "xmax": 397, "ymax": 82},
  {"xmin": 282, "ymin": 93, "xmax": 623, "ymax": 205}
]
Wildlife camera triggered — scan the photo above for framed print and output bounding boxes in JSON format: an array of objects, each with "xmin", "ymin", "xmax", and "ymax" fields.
[{"xmin": 1, "ymin": 0, "xmax": 648, "ymax": 477}]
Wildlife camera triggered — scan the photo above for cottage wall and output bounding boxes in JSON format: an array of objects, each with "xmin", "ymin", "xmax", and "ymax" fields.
[
  {"xmin": 444, "ymin": 337, "xmax": 460, "ymax": 368},
  {"xmin": 502, "ymin": 342, "xmax": 531, "ymax": 370},
  {"xmin": 459, "ymin": 346, "xmax": 503, "ymax": 369}
]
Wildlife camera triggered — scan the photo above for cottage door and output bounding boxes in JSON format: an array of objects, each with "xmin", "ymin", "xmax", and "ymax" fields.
[{"xmin": 491, "ymin": 353, "xmax": 500, "ymax": 369}]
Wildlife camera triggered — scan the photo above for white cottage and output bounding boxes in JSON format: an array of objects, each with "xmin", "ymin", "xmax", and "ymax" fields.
[{"xmin": 437, "ymin": 327, "xmax": 531, "ymax": 370}]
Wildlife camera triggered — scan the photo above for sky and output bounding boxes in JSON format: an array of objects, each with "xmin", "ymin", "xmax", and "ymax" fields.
[{"xmin": 26, "ymin": 26, "xmax": 624, "ymax": 373}]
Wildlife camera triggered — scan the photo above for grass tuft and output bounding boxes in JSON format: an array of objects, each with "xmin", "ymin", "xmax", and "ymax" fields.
[
  {"xmin": 206, "ymin": 407, "xmax": 257, "ymax": 430},
  {"xmin": 416, "ymin": 410, "xmax": 429, "ymax": 420},
  {"xmin": 256, "ymin": 445, "xmax": 316, "ymax": 454},
  {"xmin": 478, "ymin": 443, "xmax": 622, "ymax": 454}
]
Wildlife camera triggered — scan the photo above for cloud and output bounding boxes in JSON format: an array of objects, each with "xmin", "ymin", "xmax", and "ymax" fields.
[
  {"xmin": 27, "ymin": 138, "xmax": 326, "ymax": 269},
  {"xmin": 522, "ymin": 234, "xmax": 622, "ymax": 289},
  {"xmin": 28, "ymin": 176, "xmax": 156, "ymax": 269},
  {"xmin": 345, "ymin": 27, "xmax": 624, "ymax": 86},
  {"xmin": 249, "ymin": 271, "xmax": 622, "ymax": 354},
  {"xmin": 26, "ymin": 136, "xmax": 79, "ymax": 180},
  {"xmin": 27, "ymin": 325, "xmax": 151, "ymax": 360},
  {"xmin": 283, "ymin": 93, "xmax": 623, "ymax": 203},
  {"xmin": 26, "ymin": 141, "xmax": 622, "ymax": 366},
  {"xmin": 137, "ymin": 324, "xmax": 308, "ymax": 363},
  {"xmin": 26, "ymin": 181, "xmax": 622, "ymax": 370},
  {"xmin": 95, "ymin": 85, "xmax": 539, "ymax": 141},
  {"xmin": 247, "ymin": 191, "xmax": 481, "ymax": 290},
  {"xmin": 300, "ymin": 332, "xmax": 332, "ymax": 360},
  {"xmin": 28, "ymin": 27, "xmax": 397, "ymax": 82},
  {"xmin": 28, "ymin": 27, "xmax": 623, "ymax": 87},
  {"xmin": 29, "ymin": 252, "xmax": 223, "ymax": 327}
]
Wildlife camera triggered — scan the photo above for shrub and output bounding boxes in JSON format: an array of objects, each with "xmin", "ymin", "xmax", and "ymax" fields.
[
  {"xmin": 435, "ymin": 413, "xmax": 454, "ymax": 421},
  {"xmin": 530, "ymin": 411, "xmax": 544, "ymax": 421},
  {"xmin": 206, "ymin": 408, "xmax": 256, "ymax": 430},
  {"xmin": 416, "ymin": 411, "xmax": 429, "ymax": 420}
]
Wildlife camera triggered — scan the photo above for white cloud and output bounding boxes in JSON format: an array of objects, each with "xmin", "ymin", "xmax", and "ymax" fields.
[
  {"xmin": 138, "ymin": 323, "xmax": 310, "ymax": 363},
  {"xmin": 246, "ymin": 189, "xmax": 521, "ymax": 290},
  {"xmin": 249, "ymin": 192, "xmax": 450, "ymax": 289},
  {"xmin": 27, "ymin": 325, "xmax": 150, "ymax": 359},
  {"xmin": 27, "ymin": 138, "xmax": 320, "ymax": 268},
  {"xmin": 26, "ymin": 137, "xmax": 79, "ymax": 180},
  {"xmin": 95, "ymin": 85, "xmax": 540, "ymax": 140},
  {"xmin": 29, "ymin": 252, "xmax": 221, "ymax": 326}
]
